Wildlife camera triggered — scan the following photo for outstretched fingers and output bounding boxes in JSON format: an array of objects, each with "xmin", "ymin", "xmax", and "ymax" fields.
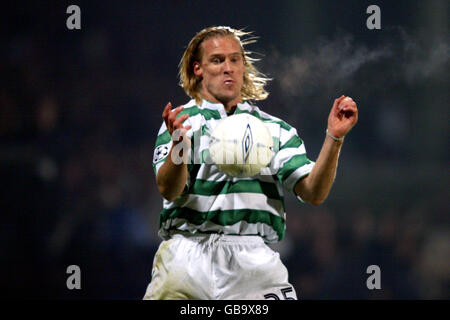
[
  {"xmin": 162, "ymin": 102, "xmax": 172, "ymax": 120},
  {"xmin": 173, "ymin": 114, "xmax": 190, "ymax": 129},
  {"xmin": 162, "ymin": 102, "xmax": 191, "ymax": 134}
]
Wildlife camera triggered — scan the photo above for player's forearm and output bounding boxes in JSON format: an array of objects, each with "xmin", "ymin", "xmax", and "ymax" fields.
[
  {"xmin": 156, "ymin": 147, "xmax": 189, "ymax": 201},
  {"xmin": 295, "ymin": 135, "xmax": 343, "ymax": 205}
]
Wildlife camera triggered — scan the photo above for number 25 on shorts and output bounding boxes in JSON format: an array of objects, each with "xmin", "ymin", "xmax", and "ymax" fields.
[{"xmin": 264, "ymin": 287, "xmax": 296, "ymax": 300}]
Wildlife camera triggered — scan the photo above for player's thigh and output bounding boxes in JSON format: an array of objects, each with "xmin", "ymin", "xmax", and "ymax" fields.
[
  {"xmin": 143, "ymin": 237, "xmax": 211, "ymax": 300},
  {"xmin": 217, "ymin": 243, "xmax": 297, "ymax": 300}
]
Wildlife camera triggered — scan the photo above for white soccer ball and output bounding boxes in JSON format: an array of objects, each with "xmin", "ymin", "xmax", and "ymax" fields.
[{"xmin": 209, "ymin": 113, "xmax": 273, "ymax": 177}]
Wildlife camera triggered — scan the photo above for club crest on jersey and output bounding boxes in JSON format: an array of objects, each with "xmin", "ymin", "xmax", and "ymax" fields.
[
  {"xmin": 241, "ymin": 123, "xmax": 253, "ymax": 163},
  {"xmin": 153, "ymin": 145, "xmax": 169, "ymax": 163}
]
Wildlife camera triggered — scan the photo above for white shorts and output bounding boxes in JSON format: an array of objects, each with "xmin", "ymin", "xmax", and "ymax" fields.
[{"xmin": 143, "ymin": 232, "xmax": 297, "ymax": 300}]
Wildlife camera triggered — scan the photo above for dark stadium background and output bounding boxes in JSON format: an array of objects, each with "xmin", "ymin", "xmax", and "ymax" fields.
[{"xmin": 1, "ymin": 0, "xmax": 448, "ymax": 299}]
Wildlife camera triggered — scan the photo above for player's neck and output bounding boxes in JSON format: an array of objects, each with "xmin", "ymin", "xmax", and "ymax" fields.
[
  {"xmin": 199, "ymin": 91, "xmax": 241, "ymax": 113},
  {"xmin": 223, "ymin": 100, "xmax": 239, "ymax": 113},
  {"xmin": 223, "ymin": 95, "xmax": 241, "ymax": 112},
  {"xmin": 201, "ymin": 97, "xmax": 239, "ymax": 113},
  {"xmin": 226, "ymin": 105, "xmax": 237, "ymax": 115}
]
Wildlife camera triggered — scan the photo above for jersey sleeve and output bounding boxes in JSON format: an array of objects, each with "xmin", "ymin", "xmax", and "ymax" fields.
[
  {"xmin": 152, "ymin": 121, "xmax": 173, "ymax": 176},
  {"xmin": 152, "ymin": 116, "xmax": 194, "ymax": 193},
  {"xmin": 271, "ymin": 125, "xmax": 315, "ymax": 203}
]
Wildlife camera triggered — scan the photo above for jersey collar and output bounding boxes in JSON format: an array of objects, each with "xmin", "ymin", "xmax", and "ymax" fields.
[{"xmin": 200, "ymin": 99, "xmax": 252, "ymax": 117}]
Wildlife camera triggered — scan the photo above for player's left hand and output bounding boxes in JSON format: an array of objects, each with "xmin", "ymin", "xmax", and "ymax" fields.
[{"xmin": 327, "ymin": 95, "xmax": 358, "ymax": 139}]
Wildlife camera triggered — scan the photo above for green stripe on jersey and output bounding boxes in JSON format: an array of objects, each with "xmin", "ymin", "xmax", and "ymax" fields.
[
  {"xmin": 236, "ymin": 109, "xmax": 292, "ymax": 131},
  {"xmin": 155, "ymin": 130, "xmax": 171, "ymax": 147},
  {"xmin": 281, "ymin": 135, "xmax": 303, "ymax": 149},
  {"xmin": 178, "ymin": 105, "xmax": 222, "ymax": 120},
  {"xmin": 277, "ymin": 154, "xmax": 312, "ymax": 183},
  {"xmin": 190, "ymin": 179, "xmax": 283, "ymax": 201},
  {"xmin": 160, "ymin": 207, "xmax": 286, "ymax": 241}
]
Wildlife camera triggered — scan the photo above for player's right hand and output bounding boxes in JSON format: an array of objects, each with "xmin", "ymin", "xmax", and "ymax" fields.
[{"xmin": 162, "ymin": 102, "xmax": 192, "ymax": 145}]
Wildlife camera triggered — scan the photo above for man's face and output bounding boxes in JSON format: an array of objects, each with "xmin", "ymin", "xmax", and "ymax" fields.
[{"xmin": 194, "ymin": 36, "xmax": 245, "ymax": 108}]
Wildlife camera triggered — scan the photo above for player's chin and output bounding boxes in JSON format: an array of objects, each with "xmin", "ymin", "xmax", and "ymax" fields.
[{"xmin": 217, "ymin": 92, "xmax": 239, "ymax": 103}]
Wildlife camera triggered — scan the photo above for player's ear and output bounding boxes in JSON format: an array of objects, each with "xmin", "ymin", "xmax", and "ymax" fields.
[{"xmin": 193, "ymin": 61, "xmax": 202, "ymax": 78}]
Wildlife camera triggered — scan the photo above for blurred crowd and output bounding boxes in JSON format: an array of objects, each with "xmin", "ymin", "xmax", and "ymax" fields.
[{"xmin": 1, "ymin": 3, "xmax": 448, "ymax": 300}]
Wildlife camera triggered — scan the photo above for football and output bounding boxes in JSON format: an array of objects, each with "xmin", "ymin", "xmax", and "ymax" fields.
[{"xmin": 208, "ymin": 113, "xmax": 273, "ymax": 177}]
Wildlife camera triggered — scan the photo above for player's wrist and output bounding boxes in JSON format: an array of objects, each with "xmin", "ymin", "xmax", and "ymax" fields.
[{"xmin": 326, "ymin": 129, "xmax": 345, "ymax": 142}]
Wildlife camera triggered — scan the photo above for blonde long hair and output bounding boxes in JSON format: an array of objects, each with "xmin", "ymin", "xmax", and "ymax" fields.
[{"xmin": 179, "ymin": 26, "xmax": 271, "ymax": 105}]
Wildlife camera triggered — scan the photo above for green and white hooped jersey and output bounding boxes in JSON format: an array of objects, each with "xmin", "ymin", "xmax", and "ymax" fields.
[{"xmin": 152, "ymin": 99, "xmax": 315, "ymax": 243}]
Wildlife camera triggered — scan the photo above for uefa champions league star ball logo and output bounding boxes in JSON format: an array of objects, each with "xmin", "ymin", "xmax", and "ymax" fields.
[{"xmin": 153, "ymin": 145, "xmax": 169, "ymax": 163}]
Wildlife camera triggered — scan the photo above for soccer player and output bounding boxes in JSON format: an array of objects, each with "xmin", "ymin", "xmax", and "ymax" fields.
[{"xmin": 144, "ymin": 26, "xmax": 358, "ymax": 300}]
